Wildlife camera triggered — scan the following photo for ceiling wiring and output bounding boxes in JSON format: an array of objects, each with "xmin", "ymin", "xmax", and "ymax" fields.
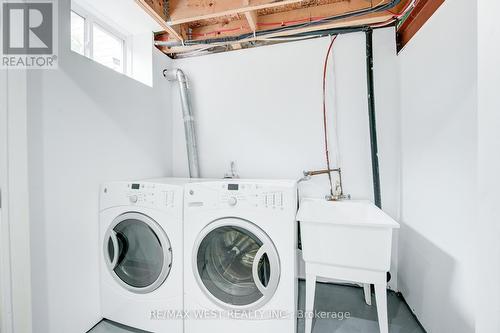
[
  {"xmin": 154, "ymin": 0, "xmax": 417, "ymax": 57},
  {"xmin": 177, "ymin": 0, "xmax": 404, "ymax": 46},
  {"xmin": 371, "ymin": 0, "xmax": 417, "ymax": 28},
  {"xmin": 256, "ymin": 36, "xmax": 318, "ymax": 42}
]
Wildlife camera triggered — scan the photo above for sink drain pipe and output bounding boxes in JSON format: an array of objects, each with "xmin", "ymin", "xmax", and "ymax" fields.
[
  {"xmin": 365, "ymin": 28, "xmax": 381, "ymax": 208},
  {"xmin": 164, "ymin": 69, "xmax": 200, "ymax": 178}
]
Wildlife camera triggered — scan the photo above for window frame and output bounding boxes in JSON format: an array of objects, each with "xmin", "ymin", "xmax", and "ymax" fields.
[
  {"xmin": 70, "ymin": 10, "xmax": 86, "ymax": 56},
  {"xmin": 70, "ymin": 3, "xmax": 131, "ymax": 75}
]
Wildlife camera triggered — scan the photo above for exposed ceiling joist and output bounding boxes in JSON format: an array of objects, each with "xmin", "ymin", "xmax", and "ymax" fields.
[
  {"xmin": 244, "ymin": 10, "xmax": 258, "ymax": 33},
  {"xmin": 397, "ymin": 0, "xmax": 445, "ymax": 51},
  {"xmin": 135, "ymin": 0, "xmax": 183, "ymax": 41},
  {"xmin": 168, "ymin": 0, "xmax": 305, "ymax": 25},
  {"xmin": 189, "ymin": 0, "xmax": 373, "ymax": 41},
  {"xmin": 162, "ymin": 12, "xmax": 393, "ymax": 54},
  {"xmin": 138, "ymin": 0, "xmax": 417, "ymax": 56}
]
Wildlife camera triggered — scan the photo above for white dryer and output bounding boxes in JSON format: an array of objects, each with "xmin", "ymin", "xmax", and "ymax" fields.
[
  {"xmin": 183, "ymin": 180, "xmax": 298, "ymax": 333},
  {"xmin": 99, "ymin": 178, "xmax": 189, "ymax": 332}
]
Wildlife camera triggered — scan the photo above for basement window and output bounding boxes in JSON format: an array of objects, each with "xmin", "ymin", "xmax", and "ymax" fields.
[
  {"xmin": 70, "ymin": 0, "xmax": 159, "ymax": 87},
  {"xmin": 92, "ymin": 24, "xmax": 125, "ymax": 73},
  {"xmin": 70, "ymin": 6, "xmax": 128, "ymax": 75}
]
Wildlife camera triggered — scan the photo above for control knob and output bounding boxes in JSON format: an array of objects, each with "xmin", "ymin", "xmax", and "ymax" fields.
[
  {"xmin": 228, "ymin": 196, "xmax": 237, "ymax": 206},
  {"xmin": 129, "ymin": 195, "xmax": 138, "ymax": 203}
]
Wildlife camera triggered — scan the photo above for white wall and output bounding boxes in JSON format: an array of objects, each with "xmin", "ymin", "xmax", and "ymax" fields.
[
  {"xmin": 1, "ymin": 66, "xmax": 34, "ymax": 333},
  {"xmin": 0, "ymin": 64, "xmax": 8, "ymax": 333},
  {"xmin": 171, "ymin": 29, "xmax": 401, "ymax": 287},
  {"xmin": 1, "ymin": 68, "xmax": 34, "ymax": 333},
  {"xmin": 477, "ymin": 1, "xmax": 500, "ymax": 332},
  {"xmin": 27, "ymin": 1, "xmax": 173, "ymax": 332},
  {"xmin": 397, "ymin": 1, "xmax": 476, "ymax": 332}
]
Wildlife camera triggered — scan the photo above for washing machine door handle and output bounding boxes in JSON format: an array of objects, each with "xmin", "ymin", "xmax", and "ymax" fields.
[
  {"xmin": 252, "ymin": 245, "xmax": 269, "ymax": 296},
  {"xmin": 108, "ymin": 230, "xmax": 120, "ymax": 270}
]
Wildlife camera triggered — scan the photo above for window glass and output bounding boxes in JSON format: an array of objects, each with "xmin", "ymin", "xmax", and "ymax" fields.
[
  {"xmin": 92, "ymin": 24, "xmax": 124, "ymax": 73},
  {"xmin": 70, "ymin": 11, "xmax": 85, "ymax": 55}
]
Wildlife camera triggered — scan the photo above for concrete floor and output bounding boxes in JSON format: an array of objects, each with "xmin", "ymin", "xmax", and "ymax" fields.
[
  {"xmin": 89, "ymin": 281, "xmax": 425, "ymax": 333},
  {"xmin": 297, "ymin": 282, "xmax": 425, "ymax": 333}
]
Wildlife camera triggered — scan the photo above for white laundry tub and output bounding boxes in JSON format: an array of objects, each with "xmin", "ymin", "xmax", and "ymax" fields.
[{"xmin": 297, "ymin": 199, "xmax": 399, "ymax": 272}]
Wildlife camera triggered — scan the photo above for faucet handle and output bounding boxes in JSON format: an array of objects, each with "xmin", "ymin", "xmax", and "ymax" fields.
[{"xmin": 223, "ymin": 161, "xmax": 239, "ymax": 179}]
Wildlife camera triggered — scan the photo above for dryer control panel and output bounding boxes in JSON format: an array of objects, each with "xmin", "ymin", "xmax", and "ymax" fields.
[
  {"xmin": 126, "ymin": 183, "xmax": 176, "ymax": 208},
  {"xmin": 100, "ymin": 182, "xmax": 179, "ymax": 211}
]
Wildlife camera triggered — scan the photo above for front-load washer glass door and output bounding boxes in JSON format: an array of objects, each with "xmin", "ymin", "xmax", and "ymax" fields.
[
  {"xmin": 104, "ymin": 212, "xmax": 172, "ymax": 294},
  {"xmin": 194, "ymin": 218, "xmax": 280, "ymax": 309}
]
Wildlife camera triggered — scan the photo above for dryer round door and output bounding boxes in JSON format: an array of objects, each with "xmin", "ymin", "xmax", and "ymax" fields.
[
  {"xmin": 194, "ymin": 218, "xmax": 280, "ymax": 310},
  {"xmin": 104, "ymin": 212, "xmax": 172, "ymax": 294}
]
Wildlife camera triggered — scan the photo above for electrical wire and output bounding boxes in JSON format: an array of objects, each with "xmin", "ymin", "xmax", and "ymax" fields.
[
  {"xmin": 386, "ymin": 0, "xmax": 417, "ymax": 17},
  {"xmin": 248, "ymin": 0, "xmax": 400, "ymax": 39},
  {"xmin": 180, "ymin": 0, "xmax": 403, "ymax": 45},
  {"xmin": 157, "ymin": 0, "xmax": 404, "ymax": 51},
  {"xmin": 322, "ymin": 35, "xmax": 338, "ymax": 197},
  {"xmin": 258, "ymin": 0, "xmax": 413, "ymax": 34},
  {"xmin": 158, "ymin": 0, "xmax": 413, "ymax": 54},
  {"xmin": 188, "ymin": 17, "xmax": 327, "ymax": 38},
  {"xmin": 370, "ymin": 0, "xmax": 417, "ymax": 28},
  {"xmin": 190, "ymin": 27, "xmax": 245, "ymax": 37},
  {"xmin": 329, "ymin": 37, "xmax": 341, "ymax": 171}
]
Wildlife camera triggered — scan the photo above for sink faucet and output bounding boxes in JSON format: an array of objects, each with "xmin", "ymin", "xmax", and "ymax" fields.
[
  {"xmin": 301, "ymin": 168, "xmax": 351, "ymax": 201},
  {"xmin": 223, "ymin": 161, "xmax": 239, "ymax": 179}
]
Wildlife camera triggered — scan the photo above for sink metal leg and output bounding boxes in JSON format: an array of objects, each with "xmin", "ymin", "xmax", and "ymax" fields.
[
  {"xmin": 374, "ymin": 283, "xmax": 388, "ymax": 333},
  {"xmin": 305, "ymin": 273, "xmax": 316, "ymax": 333}
]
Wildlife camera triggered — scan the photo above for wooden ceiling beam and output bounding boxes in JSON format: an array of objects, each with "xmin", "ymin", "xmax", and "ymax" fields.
[
  {"xmin": 397, "ymin": 0, "xmax": 445, "ymax": 51},
  {"xmin": 188, "ymin": 0, "xmax": 373, "ymax": 40},
  {"xmin": 165, "ymin": 11, "xmax": 394, "ymax": 54},
  {"xmin": 167, "ymin": 0, "xmax": 400, "ymax": 26},
  {"xmin": 384, "ymin": 0, "xmax": 409, "ymax": 15},
  {"xmin": 135, "ymin": 0, "xmax": 183, "ymax": 41},
  {"xmin": 244, "ymin": 10, "xmax": 259, "ymax": 33},
  {"xmin": 146, "ymin": 0, "xmax": 414, "ymax": 55},
  {"xmin": 168, "ymin": 0, "xmax": 306, "ymax": 25}
]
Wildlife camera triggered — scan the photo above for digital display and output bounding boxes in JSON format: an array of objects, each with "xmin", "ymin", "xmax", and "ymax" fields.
[
  {"xmin": 131, "ymin": 183, "xmax": 140, "ymax": 190},
  {"xmin": 228, "ymin": 184, "xmax": 239, "ymax": 191}
]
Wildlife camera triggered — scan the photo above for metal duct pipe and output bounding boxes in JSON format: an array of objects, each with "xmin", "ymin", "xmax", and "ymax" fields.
[{"xmin": 163, "ymin": 69, "xmax": 200, "ymax": 178}]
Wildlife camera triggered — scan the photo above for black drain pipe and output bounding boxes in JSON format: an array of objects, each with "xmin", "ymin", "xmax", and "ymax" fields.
[{"xmin": 365, "ymin": 28, "xmax": 382, "ymax": 208}]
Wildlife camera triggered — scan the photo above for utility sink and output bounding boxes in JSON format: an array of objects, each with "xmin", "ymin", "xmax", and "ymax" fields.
[
  {"xmin": 297, "ymin": 198, "xmax": 399, "ymax": 272},
  {"xmin": 298, "ymin": 199, "xmax": 400, "ymax": 333}
]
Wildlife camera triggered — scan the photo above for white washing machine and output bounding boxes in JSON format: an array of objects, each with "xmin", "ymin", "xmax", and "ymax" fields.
[
  {"xmin": 99, "ymin": 178, "xmax": 190, "ymax": 332},
  {"xmin": 183, "ymin": 180, "xmax": 298, "ymax": 333}
]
